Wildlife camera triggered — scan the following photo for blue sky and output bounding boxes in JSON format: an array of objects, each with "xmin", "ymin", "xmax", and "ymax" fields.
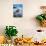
[{"xmin": 13, "ymin": 4, "xmax": 23, "ymax": 9}]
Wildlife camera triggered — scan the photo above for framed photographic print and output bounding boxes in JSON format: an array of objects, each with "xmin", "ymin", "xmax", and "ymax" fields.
[{"xmin": 13, "ymin": 4, "xmax": 23, "ymax": 17}]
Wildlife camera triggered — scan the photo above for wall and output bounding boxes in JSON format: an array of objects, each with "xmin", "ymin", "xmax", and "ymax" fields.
[{"xmin": 0, "ymin": 0, "xmax": 46, "ymax": 38}]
